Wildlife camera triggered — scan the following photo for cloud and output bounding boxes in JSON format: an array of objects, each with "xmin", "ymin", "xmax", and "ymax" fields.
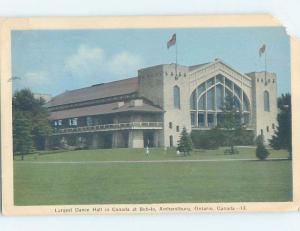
[
  {"xmin": 64, "ymin": 45, "xmax": 143, "ymax": 81},
  {"xmin": 22, "ymin": 71, "xmax": 50, "ymax": 87},
  {"xmin": 64, "ymin": 45, "xmax": 105, "ymax": 79},
  {"xmin": 108, "ymin": 51, "xmax": 143, "ymax": 76},
  {"xmin": 13, "ymin": 71, "xmax": 51, "ymax": 93}
]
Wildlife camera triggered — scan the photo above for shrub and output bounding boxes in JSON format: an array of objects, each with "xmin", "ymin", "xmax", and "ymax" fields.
[
  {"xmin": 256, "ymin": 135, "xmax": 269, "ymax": 160},
  {"xmin": 191, "ymin": 128, "xmax": 254, "ymax": 150}
]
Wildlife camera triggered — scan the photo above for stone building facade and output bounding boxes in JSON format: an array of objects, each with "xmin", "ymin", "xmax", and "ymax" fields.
[{"xmin": 47, "ymin": 59, "xmax": 277, "ymax": 149}]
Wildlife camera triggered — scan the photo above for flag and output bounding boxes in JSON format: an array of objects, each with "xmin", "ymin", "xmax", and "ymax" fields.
[
  {"xmin": 259, "ymin": 44, "xmax": 266, "ymax": 57},
  {"xmin": 167, "ymin": 33, "xmax": 176, "ymax": 49}
]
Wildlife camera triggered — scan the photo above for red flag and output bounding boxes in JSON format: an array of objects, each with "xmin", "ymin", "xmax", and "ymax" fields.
[
  {"xmin": 259, "ymin": 44, "xmax": 266, "ymax": 57},
  {"xmin": 167, "ymin": 33, "xmax": 176, "ymax": 49}
]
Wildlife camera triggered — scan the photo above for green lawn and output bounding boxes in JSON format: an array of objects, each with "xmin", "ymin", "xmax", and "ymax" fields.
[
  {"xmin": 14, "ymin": 146, "xmax": 289, "ymax": 161},
  {"xmin": 13, "ymin": 148, "xmax": 293, "ymax": 205}
]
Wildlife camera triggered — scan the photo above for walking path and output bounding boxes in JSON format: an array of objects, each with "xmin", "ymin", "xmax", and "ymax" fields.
[{"xmin": 16, "ymin": 157, "xmax": 289, "ymax": 165}]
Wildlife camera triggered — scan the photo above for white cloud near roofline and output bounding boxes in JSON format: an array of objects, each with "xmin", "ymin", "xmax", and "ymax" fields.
[
  {"xmin": 14, "ymin": 71, "xmax": 51, "ymax": 91},
  {"xmin": 64, "ymin": 44, "xmax": 144, "ymax": 81}
]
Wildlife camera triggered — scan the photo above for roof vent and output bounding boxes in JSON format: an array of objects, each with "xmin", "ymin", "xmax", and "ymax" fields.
[
  {"xmin": 117, "ymin": 101, "xmax": 125, "ymax": 108},
  {"xmin": 129, "ymin": 99, "xmax": 143, "ymax": 107}
]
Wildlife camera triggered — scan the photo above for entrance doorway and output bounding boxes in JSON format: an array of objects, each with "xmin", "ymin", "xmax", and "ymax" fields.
[
  {"xmin": 103, "ymin": 133, "xmax": 113, "ymax": 148},
  {"xmin": 143, "ymin": 131, "xmax": 154, "ymax": 147}
]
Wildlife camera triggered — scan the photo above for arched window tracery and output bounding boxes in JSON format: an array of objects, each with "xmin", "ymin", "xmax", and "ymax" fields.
[{"xmin": 190, "ymin": 75, "xmax": 251, "ymax": 128}]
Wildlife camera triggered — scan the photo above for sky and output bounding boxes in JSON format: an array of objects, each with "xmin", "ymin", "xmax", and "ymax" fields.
[{"xmin": 11, "ymin": 27, "xmax": 290, "ymax": 96}]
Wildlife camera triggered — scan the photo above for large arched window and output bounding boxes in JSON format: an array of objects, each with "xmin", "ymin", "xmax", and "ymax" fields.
[
  {"xmin": 190, "ymin": 74, "xmax": 251, "ymax": 128},
  {"xmin": 264, "ymin": 90, "xmax": 270, "ymax": 112},
  {"xmin": 173, "ymin": 85, "xmax": 181, "ymax": 109}
]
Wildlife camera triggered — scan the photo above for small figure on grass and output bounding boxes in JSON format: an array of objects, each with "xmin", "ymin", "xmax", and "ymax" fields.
[
  {"xmin": 145, "ymin": 146, "xmax": 150, "ymax": 155},
  {"xmin": 145, "ymin": 139, "xmax": 150, "ymax": 156},
  {"xmin": 256, "ymin": 135, "xmax": 269, "ymax": 160},
  {"xmin": 177, "ymin": 127, "xmax": 193, "ymax": 156}
]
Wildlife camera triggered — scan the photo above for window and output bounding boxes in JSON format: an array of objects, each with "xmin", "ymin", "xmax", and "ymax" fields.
[
  {"xmin": 207, "ymin": 114, "xmax": 214, "ymax": 127},
  {"xmin": 54, "ymin": 121, "xmax": 58, "ymax": 126},
  {"xmin": 58, "ymin": 120, "xmax": 62, "ymax": 126},
  {"xmin": 191, "ymin": 113, "xmax": 196, "ymax": 126},
  {"xmin": 198, "ymin": 94, "xmax": 206, "ymax": 110},
  {"xmin": 261, "ymin": 129, "xmax": 263, "ymax": 136},
  {"xmin": 169, "ymin": 136, "xmax": 174, "ymax": 147},
  {"xmin": 173, "ymin": 85, "xmax": 181, "ymax": 109},
  {"xmin": 225, "ymin": 78, "xmax": 233, "ymax": 89},
  {"xmin": 216, "ymin": 84, "xmax": 223, "ymax": 109},
  {"xmin": 176, "ymin": 126, "xmax": 180, "ymax": 132},
  {"xmin": 190, "ymin": 90, "xmax": 197, "ymax": 110},
  {"xmin": 216, "ymin": 74, "xmax": 224, "ymax": 83},
  {"xmin": 69, "ymin": 118, "xmax": 78, "ymax": 126},
  {"xmin": 190, "ymin": 75, "xmax": 251, "ymax": 129},
  {"xmin": 264, "ymin": 91, "xmax": 270, "ymax": 111},
  {"xmin": 272, "ymin": 123, "xmax": 275, "ymax": 129},
  {"xmin": 169, "ymin": 122, "xmax": 173, "ymax": 129},
  {"xmin": 207, "ymin": 78, "xmax": 214, "ymax": 88},
  {"xmin": 86, "ymin": 116, "xmax": 93, "ymax": 126},
  {"xmin": 207, "ymin": 88, "xmax": 215, "ymax": 110},
  {"xmin": 234, "ymin": 84, "xmax": 241, "ymax": 98},
  {"xmin": 197, "ymin": 83, "xmax": 206, "ymax": 96},
  {"xmin": 198, "ymin": 113, "xmax": 205, "ymax": 127},
  {"xmin": 266, "ymin": 126, "xmax": 269, "ymax": 132},
  {"xmin": 243, "ymin": 93, "xmax": 250, "ymax": 111}
]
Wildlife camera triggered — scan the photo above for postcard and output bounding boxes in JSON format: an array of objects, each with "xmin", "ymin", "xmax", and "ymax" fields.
[{"xmin": 1, "ymin": 15, "xmax": 299, "ymax": 215}]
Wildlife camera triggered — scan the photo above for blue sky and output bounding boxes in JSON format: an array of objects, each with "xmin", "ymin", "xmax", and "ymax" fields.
[{"xmin": 12, "ymin": 27, "xmax": 290, "ymax": 96}]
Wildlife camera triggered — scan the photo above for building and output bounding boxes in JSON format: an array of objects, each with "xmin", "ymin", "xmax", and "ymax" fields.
[{"xmin": 47, "ymin": 58, "xmax": 277, "ymax": 149}]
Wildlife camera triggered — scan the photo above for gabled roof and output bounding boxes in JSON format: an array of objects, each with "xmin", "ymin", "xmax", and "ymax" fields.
[
  {"xmin": 189, "ymin": 62, "xmax": 211, "ymax": 71},
  {"xmin": 49, "ymin": 100, "xmax": 163, "ymax": 120},
  {"xmin": 47, "ymin": 77, "xmax": 139, "ymax": 107},
  {"xmin": 189, "ymin": 59, "xmax": 252, "ymax": 83}
]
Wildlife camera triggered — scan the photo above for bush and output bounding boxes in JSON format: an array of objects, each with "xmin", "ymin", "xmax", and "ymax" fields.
[
  {"xmin": 191, "ymin": 129, "xmax": 221, "ymax": 149},
  {"xmin": 191, "ymin": 128, "xmax": 254, "ymax": 150},
  {"xmin": 256, "ymin": 135, "xmax": 269, "ymax": 160}
]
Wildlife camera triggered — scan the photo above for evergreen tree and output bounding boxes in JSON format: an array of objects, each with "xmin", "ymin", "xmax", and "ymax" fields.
[
  {"xmin": 177, "ymin": 127, "xmax": 193, "ymax": 156},
  {"xmin": 13, "ymin": 111, "xmax": 33, "ymax": 160},
  {"xmin": 256, "ymin": 135, "xmax": 269, "ymax": 160},
  {"xmin": 269, "ymin": 93, "xmax": 292, "ymax": 158},
  {"xmin": 219, "ymin": 95, "xmax": 242, "ymax": 154},
  {"xmin": 13, "ymin": 89, "xmax": 52, "ymax": 158}
]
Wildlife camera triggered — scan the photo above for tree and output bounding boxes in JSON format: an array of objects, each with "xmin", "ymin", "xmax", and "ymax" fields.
[
  {"xmin": 13, "ymin": 89, "xmax": 52, "ymax": 158},
  {"xmin": 219, "ymin": 95, "xmax": 242, "ymax": 154},
  {"xmin": 177, "ymin": 127, "xmax": 193, "ymax": 156},
  {"xmin": 13, "ymin": 111, "xmax": 33, "ymax": 160},
  {"xmin": 256, "ymin": 135, "xmax": 269, "ymax": 160},
  {"xmin": 269, "ymin": 93, "xmax": 292, "ymax": 159}
]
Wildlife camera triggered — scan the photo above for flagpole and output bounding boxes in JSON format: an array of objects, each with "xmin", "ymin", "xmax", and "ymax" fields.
[
  {"xmin": 264, "ymin": 47, "xmax": 267, "ymax": 85},
  {"xmin": 175, "ymin": 36, "xmax": 178, "ymax": 78}
]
